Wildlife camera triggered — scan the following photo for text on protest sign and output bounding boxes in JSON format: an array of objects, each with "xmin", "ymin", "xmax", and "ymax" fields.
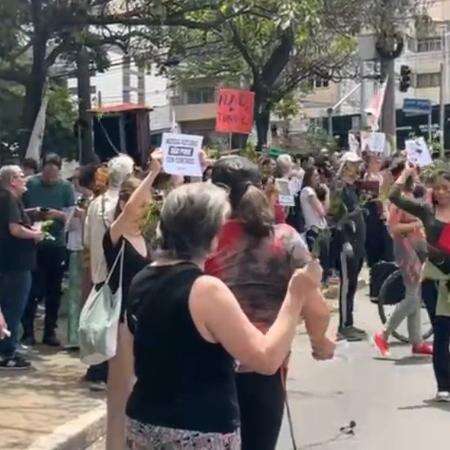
[
  {"xmin": 405, "ymin": 137, "xmax": 432, "ymax": 168},
  {"xmin": 161, "ymin": 133, "xmax": 203, "ymax": 177},
  {"xmin": 215, "ymin": 88, "xmax": 255, "ymax": 134}
]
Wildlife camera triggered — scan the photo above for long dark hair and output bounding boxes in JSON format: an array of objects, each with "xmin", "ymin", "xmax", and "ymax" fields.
[
  {"xmin": 212, "ymin": 156, "xmax": 274, "ymax": 239},
  {"xmin": 301, "ymin": 166, "xmax": 317, "ymax": 190}
]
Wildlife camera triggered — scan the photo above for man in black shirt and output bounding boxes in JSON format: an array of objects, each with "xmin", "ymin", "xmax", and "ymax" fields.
[{"xmin": 0, "ymin": 165, "xmax": 43, "ymax": 369}]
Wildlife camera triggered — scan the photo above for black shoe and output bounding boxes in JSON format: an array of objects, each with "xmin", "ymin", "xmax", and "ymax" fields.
[
  {"xmin": 22, "ymin": 335, "xmax": 36, "ymax": 346},
  {"xmin": 42, "ymin": 335, "xmax": 61, "ymax": 347},
  {"xmin": 338, "ymin": 327, "xmax": 363, "ymax": 342},
  {"xmin": 348, "ymin": 326, "xmax": 367, "ymax": 336},
  {"xmin": 0, "ymin": 355, "xmax": 32, "ymax": 370}
]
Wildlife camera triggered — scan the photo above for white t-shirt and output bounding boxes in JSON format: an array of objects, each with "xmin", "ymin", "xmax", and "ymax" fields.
[
  {"xmin": 84, "ymin": 188, "xmax": 119, "ymax": 284},
  {"xmin": 300, "ymin": 186, "xmax": 327, "ymax": 230}
]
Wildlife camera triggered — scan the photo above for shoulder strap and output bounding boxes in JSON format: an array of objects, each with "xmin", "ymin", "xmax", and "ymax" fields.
[{"xmin": 104, "ymin": 240, "xmax": 125, "ymax": 286}]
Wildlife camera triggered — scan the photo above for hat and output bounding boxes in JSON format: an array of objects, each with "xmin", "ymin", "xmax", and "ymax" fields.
[{"xmin": 340, "ymin": 151, "xmax": 362, "ymax": 164}]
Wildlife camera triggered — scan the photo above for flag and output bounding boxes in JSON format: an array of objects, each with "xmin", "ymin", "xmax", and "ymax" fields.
[
  {"xmin": 25, "ymin": 96, "xmax": 49, "ymax": 162},
  {"xmin": 170, "ymin": 106, "xmax": 180, "ymax": 133},
  {"xmin": 365, "ymin": 78, "xmax": 388, "ymax": 131}
]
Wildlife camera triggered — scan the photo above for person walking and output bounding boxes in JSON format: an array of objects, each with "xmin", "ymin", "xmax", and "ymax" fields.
[
  {"xmin": 126, "ymin": 182, "xmax": 323, "ymax": 449},
  {"xmin": 374, "ymin": 173, "xmax": 432, "ymax": 356},
  {"xmin": 0, "ymin": 166, "xmax": 43, "ymax": 369},
  {"xmin": 389, "ymin": 165, "xmax": 450, "ymax": 402}
]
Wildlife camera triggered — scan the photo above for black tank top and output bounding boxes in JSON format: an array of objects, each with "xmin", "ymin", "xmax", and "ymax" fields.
[{"xmin": 126, "ymin": 262, "xmax": 240, "ymax": 434}]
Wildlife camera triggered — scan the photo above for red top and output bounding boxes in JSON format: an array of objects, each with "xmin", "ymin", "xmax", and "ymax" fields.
[{"xmin": 205, "ymin": 220, "xmax": 310, "ymax": 330}]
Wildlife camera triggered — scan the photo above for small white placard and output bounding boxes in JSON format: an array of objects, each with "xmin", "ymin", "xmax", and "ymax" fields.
[
  {"xmin": 405, "ymin": 137, "xmax": 432, "ymax": 167},
  {"xmin": 276, "ymin": 178, "xmax": 295, "ymax": 207},
  {"xmin": 162, "ymin": 133, "xmax": 203, "ymax": 177},
  {"xmin": 362, "ymin": 132, "xmax": 386, "ymax": 154},
  {"xmin": 348, "ymin": 133, "xmax": 360, "ymax": 154}
]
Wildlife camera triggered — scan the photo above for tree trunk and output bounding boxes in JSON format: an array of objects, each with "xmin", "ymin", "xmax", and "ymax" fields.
[
  {"xmin": 76, "ymin": 46, "xmax": 98, "ymax": 164},
  {"xmin": 20, "ymin": 35, "xmax": 47, "ymax": 160},
  {"xmin": 254, "ymin": 93, "xmax": 271, "ymax": 151}
]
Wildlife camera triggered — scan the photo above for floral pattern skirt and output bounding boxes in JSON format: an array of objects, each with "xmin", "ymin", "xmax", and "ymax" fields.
[{"xmin": 127, "ymin": 418, "xmax": 241, "ymax": 450}]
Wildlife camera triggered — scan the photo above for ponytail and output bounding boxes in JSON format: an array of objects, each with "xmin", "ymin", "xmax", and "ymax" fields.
[{"xmin": 234, "ymin": 184, "xmax": 274, "ymax": 238}]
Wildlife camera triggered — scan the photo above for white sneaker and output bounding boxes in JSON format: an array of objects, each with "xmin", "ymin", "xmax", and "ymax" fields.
[{"xmin": 434, "ymin": 391, "xmax": 450, "ymax": 402}]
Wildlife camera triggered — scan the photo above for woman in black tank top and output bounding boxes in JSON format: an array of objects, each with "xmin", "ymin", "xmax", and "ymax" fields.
[
  {"xmin": 126, "ymin": 182, "xmax": 322, "ymax": 449},
  {"xmin": 104, "ymin": 159, "xmax": 161, "ymax": 450}
]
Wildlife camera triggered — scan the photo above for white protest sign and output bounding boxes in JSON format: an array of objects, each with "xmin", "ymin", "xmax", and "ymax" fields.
[
  {"xmin": 348, "ymin": 133, "xmax": 359, "ymax": 154},
  {"xmin": 361, "ymin": 132, "xmax": 386, "ymax": 154},
  {"xmin": 161, "ymin": 133, "xmax": 203, "ymax": 177},
  {"xmin": 276, "ymin": 178, "xmax": 295, "ymax": 207},
  {"xmin": 405, "ymin": 137, "xmax": 432, "ymax": 167}
]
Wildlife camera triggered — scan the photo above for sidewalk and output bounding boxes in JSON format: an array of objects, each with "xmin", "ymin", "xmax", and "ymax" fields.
[{"xmin": 0, "ymin": 317, "xmax": 106, "ymax": 450}]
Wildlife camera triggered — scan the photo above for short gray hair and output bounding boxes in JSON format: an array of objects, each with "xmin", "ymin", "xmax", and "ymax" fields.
[
  {"xmin": 107, "ymin": 154, "xmax": 134, "ymax": 188},
  {"xmin": 158, "ymin": 182, "xmax": 230, "ymax": 259},
  {"xmin": 0, "ymin": 165, "xmax": 22, "ymax": 189},
  {"xmin": 276, "ymin": 154, "xmax": 293, "ymax": 175}
]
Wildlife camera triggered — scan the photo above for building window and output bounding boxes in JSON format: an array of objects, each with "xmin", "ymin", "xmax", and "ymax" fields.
[
  {"xmin": 185, "ymin": 87, "xmax": 215, "ymax": 104},
  {"xmin": 309, "ymin": 77, "xmax": 330, "ymax": 89},
  {"xmin": 417, "ymin": 37, "xmax": 442, "ymax": 52},
  {"xmin": 416, "ymin": 72, "xmax": 441, "ymax": 88},
  {"xmin": 68, "ymin": 86, "xmax": 96, "ymax": 95}
]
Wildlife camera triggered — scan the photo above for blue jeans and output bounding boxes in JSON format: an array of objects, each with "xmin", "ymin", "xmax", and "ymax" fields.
[{"xmin": 0, "ymin": 271, "xmax": 32, "ymax": 358}]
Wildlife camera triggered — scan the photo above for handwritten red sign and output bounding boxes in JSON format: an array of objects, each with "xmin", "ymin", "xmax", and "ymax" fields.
[{"xmin": 215, "ymin": 88, "xmax": 255, "ymax": 134}]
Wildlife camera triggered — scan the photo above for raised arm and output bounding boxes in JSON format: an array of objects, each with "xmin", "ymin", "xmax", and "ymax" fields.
[
  {"xmin": 388, "ymin": 167, "xmax": 432, "ymax": 224},
  {"xmin": 110, "ymin": 157, "xmax": 161, "ymax": 244},
  {"xmin": 190, "ymin": 262, "xmax": 322, "ymax": 375}
]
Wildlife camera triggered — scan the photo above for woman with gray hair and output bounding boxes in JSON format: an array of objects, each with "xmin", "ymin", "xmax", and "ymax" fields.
[{"xmin": 125, "ymin": 182, "xmax": 322, "ymax": 449}]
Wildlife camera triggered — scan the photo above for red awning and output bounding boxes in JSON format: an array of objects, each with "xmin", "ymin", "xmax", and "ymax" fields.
[{"xmin": 89, "ymin": 102, "xmax": 153, "ymax": 114}]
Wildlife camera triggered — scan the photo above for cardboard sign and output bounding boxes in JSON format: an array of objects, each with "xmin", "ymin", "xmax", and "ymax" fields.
[
  {"xmin": 276, "ymin": 178, "xmax": 295, "ymax": 207},
  {"xmin": 405, "ymin": 137, "xmax": 432, "ymax": 167},
  {"xmin": 215, "ymin": 88, "xmax": 255, "ymax": 134},
  {"xmin": 161, "ymin": 133, "xmax": 203, "ymax": 177},
  {"xmin": 348, "ymin": 133, "xmax": 360, "ymax": 154},
  {"xmin": 361, "ymin": 132, "xmax": 386, "ymax": 154}
]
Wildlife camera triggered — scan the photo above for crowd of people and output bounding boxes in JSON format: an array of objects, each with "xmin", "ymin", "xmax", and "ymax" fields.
[{"xmin": 0, "ymin": 142, "xmax": 449, "ymax": 449}]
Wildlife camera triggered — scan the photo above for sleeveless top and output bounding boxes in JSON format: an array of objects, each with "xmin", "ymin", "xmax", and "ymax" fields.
[
  {"xmin": 103, "ymin": 229, "xmax": 149, "ymax": 320},
  {"xmin": 126, "ymin": 262, "xmax": 240, "ymax": 434}
]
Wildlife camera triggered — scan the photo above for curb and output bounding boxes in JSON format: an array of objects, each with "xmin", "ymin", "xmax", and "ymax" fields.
[{"xmin": 27, "ymin": 404, "xmax": 106, "ymax": 450}]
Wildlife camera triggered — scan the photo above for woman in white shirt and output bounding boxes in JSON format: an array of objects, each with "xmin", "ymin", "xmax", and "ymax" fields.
[{"xmin": 300, "ymin": 167, "xmax": 330, "ymax": 282}]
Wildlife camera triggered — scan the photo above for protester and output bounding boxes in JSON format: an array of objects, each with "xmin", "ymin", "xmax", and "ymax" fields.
[
  {"xmin": 300, "ymin": 166, "xmax": 330, "ymax": 277},
  {"xmin": 330, "ymin": 152, "xmax": 367, "ymax": 342},
  {"xmin": 0, "ymin": 165, "xmax": 43, "ymax": 369},
  {"xmin": 389, "ymin": 165, "xmax": 450, "ymax": 402},
  {"xmin": 206, "ymin": 156, "xmax": 334, "ymax": 450},
  {"xmin": 363, "ymin": 152, "xmax": 393, "ymax": 267},
  {"xmin": 64, "ymin": 168, "xmax": 92, "ymax": 350},
  {"xmin": 22, "ymin": 154, "xmax": 75, "ymax": 347},
  {"xmin": 22, "ymin": 158, "xmax": 39, "ymax": 178},
  {"xmin": 103, "ymin": 157, "xmax": 161, "ymax": 450},
  {"xmin": 83, "ymin": 155, "xmax": 134, "ymax": 388},
  {"xmin": 126, "ymin": 182, "xmax": 323, "ymax": 449},
  {"xmin": 374, "ymin": 171, "xmax": 432, "ymax": 356}
]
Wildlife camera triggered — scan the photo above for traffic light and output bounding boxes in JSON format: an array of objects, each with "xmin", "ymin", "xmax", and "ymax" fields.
[{"xmin": 399, "ymin": 65, "xmax": 412, "ymax": 92}]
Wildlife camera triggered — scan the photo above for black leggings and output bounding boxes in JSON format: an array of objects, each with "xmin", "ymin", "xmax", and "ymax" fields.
[
  {"xmin": 422, "ymin": 281, "xmax": 450, "ymax": 391},
  {"xmin": 236, "ymin": 370, "xmax": 286, "ymax": 450}
]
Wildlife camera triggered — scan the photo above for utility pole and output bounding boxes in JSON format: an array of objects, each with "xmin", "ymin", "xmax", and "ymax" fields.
[
  {"xmin": 440, "ymin": 27, "xmax": 448, "ymax": 158},
  {"xmin": 360, "ymin": 60, "xmax": 367, "ymax": 128},
  {"xmin": 380, "ymin": 58, "xmax": 396, "ymax": 149},
  {"xmin": 76, "ymin": 45, "xmax": 98, "ymax": 164}
]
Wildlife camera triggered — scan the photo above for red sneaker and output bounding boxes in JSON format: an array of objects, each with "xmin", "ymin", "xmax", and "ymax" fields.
[
  {"xmin": 373, "ymin": 332, "xmax": 390, "ymax": 357},
  {"xmin": 412, "ymin": 343, "xmax": 433, "ymax": 355}
]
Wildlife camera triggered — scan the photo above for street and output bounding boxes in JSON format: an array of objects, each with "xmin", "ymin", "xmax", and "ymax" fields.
[{"xmin": 277, "ymin": 280, "xmax": 450, "ymax": 450}]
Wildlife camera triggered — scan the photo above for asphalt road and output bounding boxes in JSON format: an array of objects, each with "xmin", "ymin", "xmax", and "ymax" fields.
[{"xmin": 276, "ymin": 282, "xmax": 450, "ymax": 450}]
